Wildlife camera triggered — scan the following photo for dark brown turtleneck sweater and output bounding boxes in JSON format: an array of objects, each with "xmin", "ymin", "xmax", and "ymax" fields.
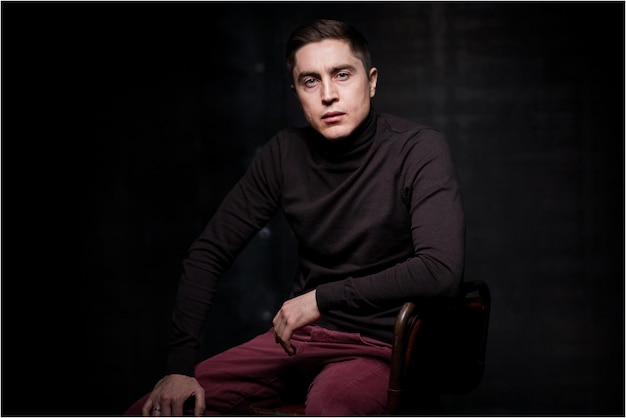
[{"xmin": 166, "ymin": 112, "xmax": 465, "ymax": 376}]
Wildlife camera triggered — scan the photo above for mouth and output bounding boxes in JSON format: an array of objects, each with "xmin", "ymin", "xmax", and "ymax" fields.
[{"xmin": 321, "ymin": 111, "xmax": 345, "ymax": 123}]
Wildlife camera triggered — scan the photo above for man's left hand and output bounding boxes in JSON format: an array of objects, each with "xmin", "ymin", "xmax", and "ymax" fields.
[{"xmin": 272, "ymin": 289, "xmax": 321, "ymax": 355}]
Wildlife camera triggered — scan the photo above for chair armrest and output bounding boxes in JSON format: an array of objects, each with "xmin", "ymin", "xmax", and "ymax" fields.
[
  {"xmin": 386, "ymin": 302, "xmax": 422, "ymax": 414},
  {"xmin": 385, "ymin": 280, "xmax": 491, "ymax": 414}
]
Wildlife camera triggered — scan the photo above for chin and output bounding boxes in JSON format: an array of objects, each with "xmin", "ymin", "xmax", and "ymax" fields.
[{"xmin": 319, "ymin": 125, "xmax": 355, "ymax": 141}]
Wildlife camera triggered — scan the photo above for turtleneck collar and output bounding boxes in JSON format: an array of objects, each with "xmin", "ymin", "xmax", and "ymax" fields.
[{"xmin": 308, "ymin": 110, "xmax": 377, "ymax": 160}]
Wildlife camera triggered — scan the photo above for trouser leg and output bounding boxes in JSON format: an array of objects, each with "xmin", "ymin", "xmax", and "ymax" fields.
[
  {"xmin": 305, "ymin": 356, "xmax": 390, "ymax": 415},
  {"xmin": 196, "ymin": 328, "xmax": 304, "ymax": 414},
  {"xmin": 124, "ymin": 326, "xmax": 392, "ymax": 416},
  {"xmin": 124, "ymin": 328, "xmax": 297, "ymax": 416},
  {"xmin": 298, "ymin": 327, "xmax": 392, "ymax": 416}
]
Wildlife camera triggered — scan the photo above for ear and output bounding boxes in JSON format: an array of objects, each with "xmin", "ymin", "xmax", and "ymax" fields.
[{"xmin": 368, "ymin": 67, "xmax": 378, "ymax": 98}]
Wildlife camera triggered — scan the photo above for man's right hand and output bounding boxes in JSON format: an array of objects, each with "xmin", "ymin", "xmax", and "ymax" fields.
[{"xmin": 141, "ymin": 374, "xmax": 205, "ymax": 417}]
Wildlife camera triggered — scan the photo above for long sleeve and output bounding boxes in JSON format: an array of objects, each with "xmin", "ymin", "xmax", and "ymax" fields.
[{"xmin": 166, "ymin": 139, "xmax": 283, "ymax": 376}]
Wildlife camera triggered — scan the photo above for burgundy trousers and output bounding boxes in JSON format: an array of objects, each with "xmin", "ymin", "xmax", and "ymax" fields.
[{"xmin": 125, "ymin": 325, "xmax": 392, "ymax": 416}]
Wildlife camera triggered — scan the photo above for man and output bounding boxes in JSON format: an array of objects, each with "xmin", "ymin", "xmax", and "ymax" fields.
[{"xmin": 125, "ymin": 18, "xmax": 464, "ymax": 416}]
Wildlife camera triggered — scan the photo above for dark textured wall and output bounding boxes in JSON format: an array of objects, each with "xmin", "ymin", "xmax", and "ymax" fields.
[{"xmin": 3, "ymin": 2, "xmax": 624, "ymax": 416}]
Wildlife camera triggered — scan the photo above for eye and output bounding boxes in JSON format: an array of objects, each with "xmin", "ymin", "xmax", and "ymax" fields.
[
  {"xmin": 336, "ymin": 72, "xmax": 350, "ymax": 80},
  {"xmin": 303, "ymin": 78, "xmax": 318, "ymax": 87}
]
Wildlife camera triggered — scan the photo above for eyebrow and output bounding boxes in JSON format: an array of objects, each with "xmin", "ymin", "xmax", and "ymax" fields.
[{"xmin": 296, "ymin": 64, "xmax": 359, "ymax": 82}]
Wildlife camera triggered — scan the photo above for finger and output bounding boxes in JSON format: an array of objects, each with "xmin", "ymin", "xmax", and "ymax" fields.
[
  {"xmin": 194, "ymin": 393, "xmax": 207, "ymax": 417},
  {"xmin": 171, "ymin": 396, "xmax": 193, "ymax": 417},
  {"xmin": 283, "ymin": 342, "xmax": 296, "ymax": 356},
  {"xmin": 142, "ymin": 398, "xmax": 154, "ymax": 417},
  {"xmin": 273, "ymin": 311, "xmax": 296, "ymax": 355},
  {"xmin": 150, "ymin": 405, "xmax": 162, "ymax": 417},
  {"xmin": 171, "ymin": 400, "xmax": 184, "ymax": 417},
  {"xmin": 272, "ymin": 312, "xmax": 282, "ymax": 335},
  {"xmin": 276, "ymin": 331, "xmax": 296, "ymax": 356}
]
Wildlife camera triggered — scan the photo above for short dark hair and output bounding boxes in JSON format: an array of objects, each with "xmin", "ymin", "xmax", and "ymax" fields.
[{"xmin": 286, "ymin": 19, "xmax": 372, "ymax": 82}]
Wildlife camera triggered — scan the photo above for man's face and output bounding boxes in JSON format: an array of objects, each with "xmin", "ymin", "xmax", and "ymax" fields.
[{"xmin": 292, "ymin": 39, "xmax": 378, "ymax": 141}]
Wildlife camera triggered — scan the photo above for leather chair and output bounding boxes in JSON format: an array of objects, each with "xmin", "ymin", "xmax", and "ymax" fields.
[{"xmin": 246, "ymin": 280, "xmax": 491, "ymax": 415}]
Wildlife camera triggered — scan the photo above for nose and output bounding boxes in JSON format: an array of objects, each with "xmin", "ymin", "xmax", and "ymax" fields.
[{"xmin": 321, "ymin": 81, "xmax": 338, "ymax": 104}]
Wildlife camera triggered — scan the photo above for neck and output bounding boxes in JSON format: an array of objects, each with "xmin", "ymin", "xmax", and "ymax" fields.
[{"xmin": 310, "ymin": 110, "xmax": 376, "ymax": 158}]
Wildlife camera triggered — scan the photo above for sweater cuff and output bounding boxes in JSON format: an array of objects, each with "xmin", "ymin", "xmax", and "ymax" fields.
[
  {"xmin": 165, "ymin": 347, "xmax": 197, "ymax": 377},
  {"xmin": 315, "ymin": 281, "xmax": 345, "ymax": 312}
]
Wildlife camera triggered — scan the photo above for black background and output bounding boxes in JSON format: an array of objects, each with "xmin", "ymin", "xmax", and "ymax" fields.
[{"xmin": 2, "ymin": 2, "xmax": 624, "ymax": 416}]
